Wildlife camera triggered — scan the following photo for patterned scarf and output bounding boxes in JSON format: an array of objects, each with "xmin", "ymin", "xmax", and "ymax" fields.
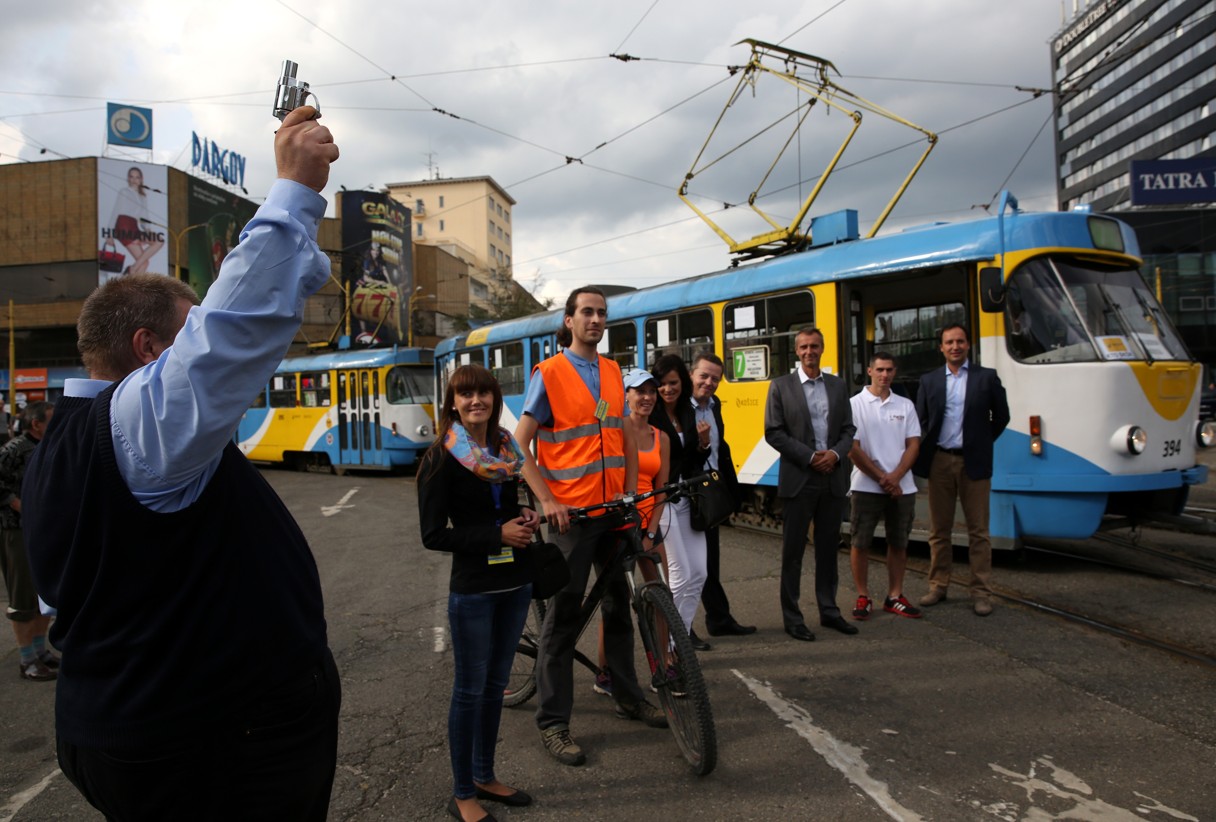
[{"xmin": 443, "ymin": 422, "xmax": 525, "ymax": 483}]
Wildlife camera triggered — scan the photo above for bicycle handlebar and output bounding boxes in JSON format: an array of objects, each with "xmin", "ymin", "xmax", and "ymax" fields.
[{"xmin": 565, "ymin": 472, "xmax": 717, "ymax": 522}]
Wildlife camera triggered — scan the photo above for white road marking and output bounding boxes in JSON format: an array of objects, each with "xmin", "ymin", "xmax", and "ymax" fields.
[
  {"xmin": 0, "ymin": 767, "xmax": 60, "ymax": 821},
  {"xmin": 989, "ymin": 756, "xmax": 1199, "ymax": 821},
  {"xmin": 734, "ymin": 670, "xmax": 924, "ymax": 822},
  {"xmin": 736, "ymin": 671, "xmax": 1199, "ymax": 822},
  {"xmin": 321, "ymin": 488, "xmax": 359, "ymax": 517}
]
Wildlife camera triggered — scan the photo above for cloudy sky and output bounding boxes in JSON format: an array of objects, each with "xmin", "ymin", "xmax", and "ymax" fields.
[{"xmin": 1, "ymin": 0, "xmax": 1080, "ymax": 303}]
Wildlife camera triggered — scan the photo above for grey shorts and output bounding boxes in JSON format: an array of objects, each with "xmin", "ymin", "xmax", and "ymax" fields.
[
  {"xmin": 849, "ymin": 492, "xmax": 916, "ymax": 550},
  {"xmin": 1, "ymin": 529, "xmax": 39, "ymax": 621}
]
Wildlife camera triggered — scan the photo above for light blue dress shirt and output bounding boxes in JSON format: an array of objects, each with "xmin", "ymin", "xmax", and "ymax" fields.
[
  {"xmin": 798, "ymin": 368, "xmax": 830, "ymax": 452},
  {"xmin": 690, "ymin": 396, "xmax": 719, "ymax": 472},
  {"xmin": 63, "ymin": 179, "xmax": 331, "ymax": 513},
  {"xmin": 938, "ymin": 361, "xmax": 969, "ymax": 450}
]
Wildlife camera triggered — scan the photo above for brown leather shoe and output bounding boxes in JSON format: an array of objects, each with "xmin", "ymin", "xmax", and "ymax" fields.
[
  {"xmin": 973, "ymin": 598, "xmax": 994, "ymax": 617},
  {"xmin": 919, "ymin": 588, "xmax": 948, "ymax": 607},
  {"xmin": 19, "ymin": 659, "xmax": 57, "ymax": 682}
]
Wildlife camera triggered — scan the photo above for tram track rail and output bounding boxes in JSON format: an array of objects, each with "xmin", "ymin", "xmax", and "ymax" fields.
[{"xmin": 877, "ymin": 543, "xmax": 1216, "ymax": 671}]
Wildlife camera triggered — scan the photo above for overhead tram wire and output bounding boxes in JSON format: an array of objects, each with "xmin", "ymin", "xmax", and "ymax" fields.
[
  {"xmin": 777, "ymin": 0, "xmax": 852, "ymax": 45},
  {"xmin": 613, "ymin": 0, "xmax": 663, "ymax": 54}
]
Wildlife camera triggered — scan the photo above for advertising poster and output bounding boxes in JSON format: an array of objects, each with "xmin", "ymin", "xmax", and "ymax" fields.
[
  {"xmin": 97, "ymin": 158, "xmax": 169, "ymax": 284},
  {"xmin": 339, "ymin": 191, "xmax": 412, "ymax": 346},
  {"xmin": 185, "ymin": 178, "xmax": 259, "ymax": 298}
]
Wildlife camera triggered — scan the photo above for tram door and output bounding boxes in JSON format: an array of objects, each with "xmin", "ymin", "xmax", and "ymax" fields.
[
  {"xmin": 840, "ymin": 268, "xmax": 969, "ymax": 402},
  {"xmin": 336, "ymin": 368, "xmax": 385, "ymax": 467}
]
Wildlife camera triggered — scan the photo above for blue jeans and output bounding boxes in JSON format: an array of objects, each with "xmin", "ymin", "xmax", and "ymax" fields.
[{"xmin": 448, "ymin": 584, "xmax": 532, "ymax": 799}]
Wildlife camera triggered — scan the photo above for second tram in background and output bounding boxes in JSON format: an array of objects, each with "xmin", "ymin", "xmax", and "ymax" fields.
[
  {"xmin": 434, "ymin": 193, "xmax": 1215, "ymax": 547},
  {"xmin": 238, "ymin": 346, "xmax": 435, "ymax": 474}
]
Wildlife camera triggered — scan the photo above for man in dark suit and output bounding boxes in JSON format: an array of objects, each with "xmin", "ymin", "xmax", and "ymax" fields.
[
  {"xmin": 764, "ymin": 327, "xmax": 857, "ymax": 641},
  {"xmin": 913, "ymin": 323, "xmax": 1010, "ymax": 616},
  {"xmin": 689, "ymin": 352, "xmax": 756, "ymax": 638}
]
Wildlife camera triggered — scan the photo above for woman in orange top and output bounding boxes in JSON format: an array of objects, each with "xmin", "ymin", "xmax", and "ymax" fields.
[{"xmin": 593, "ymin": 367, "xmax": 669, "ymax": 697}]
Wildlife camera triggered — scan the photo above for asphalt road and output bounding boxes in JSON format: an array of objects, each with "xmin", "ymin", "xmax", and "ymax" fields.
[{"xmin": 1, "ymin": 467, "xmax": 1213, "ymax": 821}]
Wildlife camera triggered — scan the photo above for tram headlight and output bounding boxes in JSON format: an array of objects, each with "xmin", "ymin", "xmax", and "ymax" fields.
[
  {"xmin": 1196, "ymin": 420, "xmax": 1216, "ymax": 448},
  {"xmin": 1111, "ymin": 425, "xmax": 1147, "ymax": 455},
  {"xmin": 416, "ymin": 423, "xmax": 431, "ymax": 438}
]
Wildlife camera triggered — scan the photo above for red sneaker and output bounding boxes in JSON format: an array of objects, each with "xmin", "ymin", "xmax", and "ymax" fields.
[{"xmin": 852, "ymin": 595, "xmax": 873, "ymax": 620}]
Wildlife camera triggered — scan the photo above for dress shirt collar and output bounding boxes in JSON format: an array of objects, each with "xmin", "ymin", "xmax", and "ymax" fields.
[
  {"xmin": 944, "ymin": 360, "xmax": 970, "ymax": 378},
  {"xmin": 798, "ymin": 367, "xmax": 825, "ymax": 386},
  {"xmin": 64, "ymin": 377, "xmax": 113, "ymax": 398}
]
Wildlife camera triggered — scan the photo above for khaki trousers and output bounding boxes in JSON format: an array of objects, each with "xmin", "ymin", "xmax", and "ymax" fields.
[{"xmin": 926, "ymin": 450, "xmax": 993, "ymax": 597}]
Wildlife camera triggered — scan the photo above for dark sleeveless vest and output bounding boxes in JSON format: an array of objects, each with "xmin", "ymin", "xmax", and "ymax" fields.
[{"xmin": 22, "ymin": 386, "xmax": 328, "ymax": 748}]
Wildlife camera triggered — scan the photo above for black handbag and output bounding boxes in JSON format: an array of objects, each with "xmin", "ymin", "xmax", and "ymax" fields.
[
  {"xmin": 528, "ymin": 535, "xmax": 569, "ymax": 600},
  {"xmin": 689, "ymin": 471, "xmax": 735, "ymax": 531}
]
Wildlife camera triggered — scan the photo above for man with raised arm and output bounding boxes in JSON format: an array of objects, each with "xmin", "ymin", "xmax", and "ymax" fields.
[
  {"xmin": 516, "ymin": 286, "xmax": 663, "ymax": 768},
  {"xmin": 22, "ymin": 105, "xmax": 342, "ymax": 821}
]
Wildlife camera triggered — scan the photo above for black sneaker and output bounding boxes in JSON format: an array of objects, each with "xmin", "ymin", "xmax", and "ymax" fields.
[
  {"xmin": 615, "ymin": 698, "xmax": 668, "ymax": 728},
  {"xmin": 852, "ymin": 595, "xmax": 873, "ymax": 620},
  {"xmin": 539, "ymin": 725, "xmax": 586, "ymax": 766},
  {"xmin": 883, "ymin": 595, "xmax": 922, "ymax": 619}
]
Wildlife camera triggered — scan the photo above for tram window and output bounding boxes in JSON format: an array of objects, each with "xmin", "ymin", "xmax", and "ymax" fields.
[
  {"xmin": 598, "ymin": 322, "xmax": 636, "ymax": 369},
  {"xmin": 723, "ymin": 291, "xmax": 814, "ymax": 380},
  {"xmin": 387, "ymin": 366, "xmax": 433, "ymax": 404},
  {"xmin": 249, "ymin": 387, "xmax": 268, "ymax": 409},
  {"xmin": 299, "ymin": 372, "xmax": 330, "ymax": 408},
  {"xmin": 490, "ymin": 342, "xmax": 526, "ymax": 395},
  {"xmin": 269, "ymin": 374, "xmax": 298, "ymax": 408},
  {"xmin": 874, "ymin": 302, "xmax": 965, "ymax": 395},
  {"xmin": 644, "ymin": 309, "xmax": 713, "ymax": 368}
]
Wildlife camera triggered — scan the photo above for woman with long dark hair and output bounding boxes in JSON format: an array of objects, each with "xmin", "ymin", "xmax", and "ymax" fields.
[
  {"xmin": 419, "ymin": 364, "xmax": 540, "ymax": 822},
  {"xmin": 650, "ymin": 354, "xmax": 710, "ymax": 643}
]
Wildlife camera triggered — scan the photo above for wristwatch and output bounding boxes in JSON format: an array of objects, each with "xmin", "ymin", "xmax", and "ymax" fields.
[{"xmin": 646, "ymin": 531, "xmax": 657, "ymax": 540}]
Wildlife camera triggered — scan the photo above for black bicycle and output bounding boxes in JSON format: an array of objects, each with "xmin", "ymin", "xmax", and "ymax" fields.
[{"xmin": 504, "ymin": 474, "xmax": 719, "ymax": 776}]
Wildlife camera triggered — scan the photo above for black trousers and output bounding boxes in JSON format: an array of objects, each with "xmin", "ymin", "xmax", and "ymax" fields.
[
  {"xmin": 536, "ymin": 516, "xmax": 644, "ymax": 729},
  {"xmin": 700, "ymin": 524, "xmax": 739, "ymax": 633},
  {"xmin": 779, "ymin": 484, "xmax": 846, "ymax": 628},
  {"xmin": 58, "ymin": 648, "xmax": 342, "ymax": 822}
]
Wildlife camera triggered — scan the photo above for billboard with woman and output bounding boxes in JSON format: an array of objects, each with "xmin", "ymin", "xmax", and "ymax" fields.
[{"xmin": 96, "ymin": 159, "xmax": 168, "ymax": 284}]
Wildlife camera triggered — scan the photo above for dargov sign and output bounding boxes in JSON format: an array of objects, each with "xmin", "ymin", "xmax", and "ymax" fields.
[{"xmin": 1130, "ymin": 158, "xmax": 1216, "ymax": 206}]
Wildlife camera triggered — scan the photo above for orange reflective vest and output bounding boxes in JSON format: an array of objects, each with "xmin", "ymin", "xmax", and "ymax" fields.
[{"xmin": 535, "ymin": 354, "xmax": 626, "ymax": 509}]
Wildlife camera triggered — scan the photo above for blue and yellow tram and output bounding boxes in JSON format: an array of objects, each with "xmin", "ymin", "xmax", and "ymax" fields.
[
  {"xmin": 238, "ymin": 346, "xmax": 435, "ymax": 473},
  {"xmin": 435, "ymin": 194, "xmax": 1212, "ymax": 545}
]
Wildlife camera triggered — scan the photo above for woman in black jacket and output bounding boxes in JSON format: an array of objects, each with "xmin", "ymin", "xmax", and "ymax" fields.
[{"xmin": 419, "ymin": 364, "xmax": 540, "ymax": 822}]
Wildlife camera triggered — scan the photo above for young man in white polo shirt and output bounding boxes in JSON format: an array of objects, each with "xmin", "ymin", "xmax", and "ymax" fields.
[{"xmin": 847, "ymin": 352, "xmax": 922, "ymax": 620}]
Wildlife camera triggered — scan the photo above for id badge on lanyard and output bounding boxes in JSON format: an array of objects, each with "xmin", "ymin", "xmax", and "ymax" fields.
[{"xmin": 487, "ymin": 483, "xmax": 514, "ymax": 565}]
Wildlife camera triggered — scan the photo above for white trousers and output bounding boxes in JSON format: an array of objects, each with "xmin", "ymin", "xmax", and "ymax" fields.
[{"xmin": 659, "ymin": 498, "xmax": 708, "ymax": 631}]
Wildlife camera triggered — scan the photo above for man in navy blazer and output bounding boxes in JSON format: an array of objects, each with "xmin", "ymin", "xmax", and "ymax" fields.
[
  {"xmin": 913, "ymin": 323, "xmax": 1010, "ymax": 616},
  {"xmin": 764, "ymin": 328, "xmax": 857, "ymax": 641}
]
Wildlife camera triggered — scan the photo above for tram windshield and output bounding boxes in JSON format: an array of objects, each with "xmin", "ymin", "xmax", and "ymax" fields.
[{"xmin": 1005, "ymin": 257, "xmax": 1189, "ymax": 364}]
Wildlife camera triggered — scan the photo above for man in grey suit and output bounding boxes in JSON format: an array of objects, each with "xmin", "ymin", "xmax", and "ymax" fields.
[{"xmin": 764, "ymin": 327, "xmax": 858, "ymax": 641}]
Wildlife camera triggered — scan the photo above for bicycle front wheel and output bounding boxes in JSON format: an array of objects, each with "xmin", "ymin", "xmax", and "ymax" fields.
[
  {"xmin": 638, "ymin": 585, "xmax": 717, "ymax": 775},
  {"xmin": 504, "ymin": 597, "xmax": 546, "ymax": 708}
]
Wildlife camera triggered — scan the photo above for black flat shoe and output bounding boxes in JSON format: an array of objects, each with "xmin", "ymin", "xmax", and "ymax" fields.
[
  {"xmin": 785, "ymin": 624, "xmax": 816, "ymax": 642},
  {"xmin": 688, "ymin": 630, "xmax": 712, "ymax": 651},
  {"xmin": 707, "ymin": 621, "xmax": 757, "ymax": 637},
  {"xmin": 821, "ymin": 615, "xmax": 860, "ymax": 635},
  {"xmin": 448, "ymin": 797, "xmax": 497, "ymax": 822},
  {"xmin": 475, "ymin": 786, "xmax": 533, "ymax": 807}
]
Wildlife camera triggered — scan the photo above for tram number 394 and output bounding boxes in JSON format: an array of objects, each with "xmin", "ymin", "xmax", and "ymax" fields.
[{"xmin": 1162, "ymin": 439, "xmax": 1182, "ymax": 457}]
